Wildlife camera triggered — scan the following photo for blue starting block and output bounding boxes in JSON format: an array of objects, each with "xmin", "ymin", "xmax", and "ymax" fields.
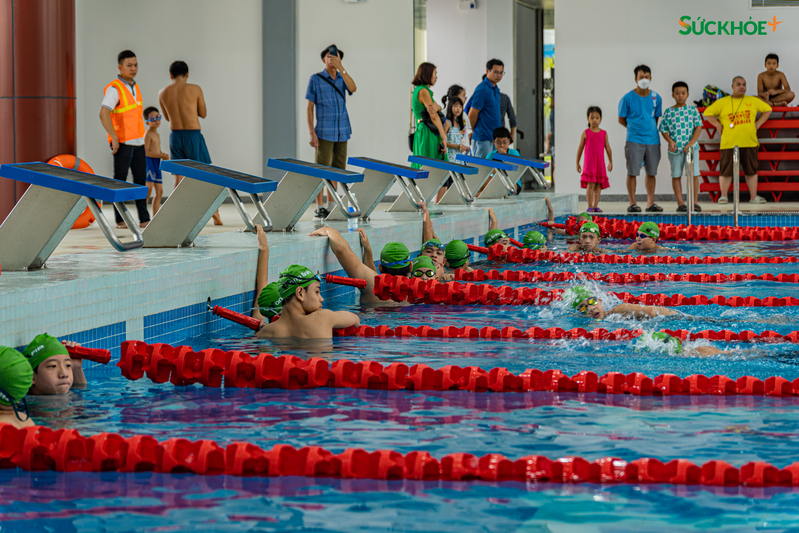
[
  {"xmin": 327, "ymin": 157, "xmax": 430, "ymax": 220},
  {"xmin": 144, "ymin": 160, "xmax": 278, "ymax": 248},
  {"xmin": 388, "ymin": 156, "xmax": 479, "ymax": 212},
  {"xmin": 0, "ymin": 162, "xmax": 148, "ymax": 270},
  {"xmin": 443, "ymin": 154, "xmax": 521, "ymax": 203},
  {"xmin": 493, "ymin": 153, "xmax": 550, "ymax": 194},
  {"xmin": 264, "ymin": 158, "xmax": 364, "ymax": 231}
]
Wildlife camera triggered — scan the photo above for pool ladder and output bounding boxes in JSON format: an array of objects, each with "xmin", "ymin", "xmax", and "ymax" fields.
[{"xmin": 732, "ymin": 145, "xmax": 740, "ymax": 227}]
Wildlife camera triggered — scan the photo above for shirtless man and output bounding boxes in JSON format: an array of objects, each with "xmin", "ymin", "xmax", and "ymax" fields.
[
  {"xmin": 158, "ymin": 60, "xmax": 222, "ymax": 225},
  {"xmin": 757, "ymin": 53, "xmax": 795, "ymax": 107},
  {"xmin": 256, "ymin": 265, "xmax": 359, "ymax": 339},
  {"xmin": 0, "ymin": 346, "xmax": 35, "ymax": 429},
  {"xmin": 309, "ymin": 226, "xmax": 412, "ymax": 305}
]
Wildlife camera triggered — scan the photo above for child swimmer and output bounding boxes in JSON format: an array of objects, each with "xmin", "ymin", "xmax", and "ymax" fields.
[
  {"xmin": 627, "ymin": 221, "xmax": 672, "ymax": 252},
  {"xmin": 23, "ymin": 334, "xmax": 87, "ymax": 395},
  {"xmin": 563, "ymin": 286, "xmax": 678, "ymax": 321},
  {"xmin": 567, "ymin": 222, "xmax": 611, "ymax": 254},
  {"xmin": 522, "ymin": 231, "xmax": 547, "ymax": 252},
  {"xmin": 0, "ymin": 346, "xmax": 35, "ymax": 429}
]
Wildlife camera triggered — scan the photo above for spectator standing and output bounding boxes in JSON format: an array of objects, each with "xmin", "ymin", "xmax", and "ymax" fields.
[
  {"xmin": 410, "ymin": 62, "xmax": 447, "ymax": 168},
  {"xmin": 618, "ymin": 65, "xmax": 663, "ymax": 212},
  {"xmin": 703, "ymin": 76, "xmax": 771, "ymax": 205},
  {"xmin": 499, "ymin": 92, "xmax": 517, "ymax": 144},
  {"xmin": 468, "ymin": 59, "xmax": 504, "ymax": 158},
  {"xmin": 99, "ymin": 50, "xmax": 151, "ymax": 229},
  {"xmin": 443, "ymin": 85, "xmax": 472, "ymax": 149},
  {"xmin": 306, "ymin": 44, "xmax": 357, "ymax": 219}
]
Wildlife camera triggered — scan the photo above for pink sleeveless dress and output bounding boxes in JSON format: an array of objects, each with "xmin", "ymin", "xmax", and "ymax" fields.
[{"xmin": 580, "ymin": 129, "xmax": 609, "ymax": 189}]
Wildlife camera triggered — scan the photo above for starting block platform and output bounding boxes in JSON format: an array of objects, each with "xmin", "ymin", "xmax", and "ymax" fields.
[
  {"xmin": 264, "ymin": 158, "xmax": 364, "ymax": 231},
  {"xmin": 328, "ymin": 157, "xmax": 430, "ymax": 220},
  {"xmin": 446, "ymin": 154, "xmax": 520, "ymax": 203},
  {"xmin": 388, "ymin": 156, "xmax": 478, "ymax": 212},
  {"xmin": 0, "ymin": 162, "xmax": 148, "ymax": 271},
  {"xmin": 143, "ymin": 160, "xmax": 278, "ymax": 248},
  {"xmin": 492, "ymin": 153, "xmax": 550, "ymax": 195}
]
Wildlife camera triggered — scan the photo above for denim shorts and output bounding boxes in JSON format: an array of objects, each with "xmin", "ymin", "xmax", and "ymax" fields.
[{"xmin": 667, "ymin": 144, "xmax": 700, "ymax": 178}]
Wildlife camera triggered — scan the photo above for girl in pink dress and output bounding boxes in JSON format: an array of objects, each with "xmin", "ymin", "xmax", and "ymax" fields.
[{"xmin": 576, "ymin": 106, "xmax": 613, "ymax": 212}]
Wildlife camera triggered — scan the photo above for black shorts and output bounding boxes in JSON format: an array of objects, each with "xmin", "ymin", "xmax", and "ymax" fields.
[{"xmin": 719, "ymin": 147, "xmax": 758, "ymax": 177}]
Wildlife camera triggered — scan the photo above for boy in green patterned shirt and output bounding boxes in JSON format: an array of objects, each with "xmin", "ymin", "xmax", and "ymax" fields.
[{"xmin": 658, "ymin": 81, "xmax": 703, "ymax": 212}]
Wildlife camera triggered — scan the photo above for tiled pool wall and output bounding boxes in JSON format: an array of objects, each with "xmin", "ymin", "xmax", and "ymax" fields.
[{"xmin": 0, "ymin": 194, "xmax": 576, "ymax": 377}]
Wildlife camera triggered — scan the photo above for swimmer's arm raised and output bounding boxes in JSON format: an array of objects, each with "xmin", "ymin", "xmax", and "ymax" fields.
[
  {"xmin": 64, "ymin": 341, "xmax": 88, "ymax": 388},
  {"xmin": 252, "ymin": 225, "xmax": 269, "ymax": 321},
  {"xmin": 487, "ymin": 207, "xmax": 498, "ymax": 231},
  {"xmin": 421, "ymin": 201, "xmax": 438, "ymax": 242},
  {"xmin": 309, "ymin": 227, "xmax": 376, "ymax": 285},
  {"xmin": 356, "ymin": 229, "xmax": 377, "ymax": 273}
]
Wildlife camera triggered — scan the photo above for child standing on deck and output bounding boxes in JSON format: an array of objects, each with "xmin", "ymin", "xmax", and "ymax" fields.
[
  {"xmin": 576, "ymin": 106, "xmax": 612, "ymax": 213},
  {"xmin": 658, "ymin": 82, "xmax": 703, "ymax": 212},
  {"xmin": 143, "ymin": 107, "xmax": 170, "ymax": 216}
]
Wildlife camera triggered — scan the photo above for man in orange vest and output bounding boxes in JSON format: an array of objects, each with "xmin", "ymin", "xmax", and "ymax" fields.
[{"xmin": 99, "ymin": 50, "xmax": 151, "ymax": 229}]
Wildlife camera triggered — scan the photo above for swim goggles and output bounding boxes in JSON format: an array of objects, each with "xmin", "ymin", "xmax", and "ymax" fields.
[
  {"xmin": 577, "ymin": 297, "xmax": 597, "ymax": 315},
  {"xmin": 0, "ymin": 386, "xmax": 30, "ymax": 423},
  {"xmin": 380, "ymin": 259, "xmax": 412, "ymax": 268},
  {"xmin": 281, "ymin": 273, "xmax": 323, "ymax": 285},
  {"xmin": 412, "ymin": 269, "xmax": 436, "ymax": 279},
  {"xmin": 637, "ymin": 232, "xmax": 653, "ymax": 240},
  {"xmin": 146, "ymin": 115, "xmax": 162, "ymax": 122},
  {"xmin": 422, "ymin": 240, "xmax": 445, "ymax": 250}
]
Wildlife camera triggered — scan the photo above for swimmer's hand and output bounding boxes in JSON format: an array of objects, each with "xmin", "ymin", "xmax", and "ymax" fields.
[
  {"xmin": 255, "ymin": 224, "xmax": 268, "ymax": 250},
  {"xmin": 309, "ymin": 226, "xmax": 341, "ymax": 238},
  {"xmin": 62, "ymin": 340, "xmax": 81, "ymax": 349},
  {"xmin": 355, "ymin": 228, "xmax": 371, "ymax": 249},
  {"xmin": 420, "ymin": 200, "xmax": 430, "ymax": 219},
  {"xmin": 545, "ymin": 197, "xmax": 554, "ymax": 222},
  {"xmin": 486, "ymin": 207, "xmax": 497, "ymax": 230}
]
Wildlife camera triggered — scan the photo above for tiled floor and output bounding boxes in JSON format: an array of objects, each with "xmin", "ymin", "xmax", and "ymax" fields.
[{"xmin": 587, "ymin": 199, "xmax": 799, "ymax": 215}]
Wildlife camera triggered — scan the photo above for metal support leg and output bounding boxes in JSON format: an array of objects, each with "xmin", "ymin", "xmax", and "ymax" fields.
[
  {"xmin": 258, "ymin": 171, "xmax": 325, "ymax": 231},
  {"xmin": 228, "ymin": 189, "xmax": 273, "ymax": 232},
  {"xmin": 394, "ymin": 176, "xmax": 425, "ymax": 209},
  {"xmin": 733, "ymin": 145, "xmax": 740, "ymax": 227},
  {"xmin": 326, "ymin": 169, "xmax": 395, "ymax": 221},
  {"xmin": 86, "ymin": 198, "xmax": 144, "ymax": 251},
  {"xmin": 438, "ymin": 169, "xmax": 488, "ymax": 205},
  {"xmin": 387, "ymin": 167, "xmax": 450, "ymax": 212},
  {"xmin": 322, "ymin": 179, "xmax": 361, "ymax": 219}
]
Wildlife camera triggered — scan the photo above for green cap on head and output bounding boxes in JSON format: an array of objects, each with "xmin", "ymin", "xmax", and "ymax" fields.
[
  {"xmin": 445, "ymin": 240, "xmax": 470, "ymax": 268},
  {"xmin": 422, "ymin": 238, "xmax": 444, "ymax": 251},
  {"xmin": 484, "ymin": 229, "xmax": 508, "ymax": 247},
  {"xmin": 257, "ymin": 282, "xmax": 284, "ymax": 319},
  {"xmin": 638, "ymin": 331, "xmax": 683, "ymax": 354},
  {"xmin": 0, "ymin": 346, "xmax": 33, "ymax": 406},
  {"xmin": 579, "ymin": 222, "xmax": 601, "ymax": 237},
  {"xmin": 523, "ymin": 231, "xmax": 546, "ymax": 250},
  {"xmin": 577, "ymin": 212, "xmax": 592, "ymax": 222},
  {"xmin": 380, "ymin": 242, "xmax": 412, "ymax": 269},
  {"xmin": 277, "ymin": 265, "xmax": 321, "ymax": 301},
  {"xmin": 562, "ymin": 286, "xmax": 595, "ymax": 309},
  {"xmin": 23, "ymin": 333, "xmax": 68, "ymax": 371},
  {"xmin": 638, "ymin": 221, "xmax": 660, "ymax": 240},
  {"xmin": 412, "ymin": 255, "xmax": 435, "ymax": 273}
]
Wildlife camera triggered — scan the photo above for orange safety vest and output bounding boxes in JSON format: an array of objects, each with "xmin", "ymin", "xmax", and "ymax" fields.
[{"xmin": 103, "ymin": 78, "xmax": 145, "ymax": 144}]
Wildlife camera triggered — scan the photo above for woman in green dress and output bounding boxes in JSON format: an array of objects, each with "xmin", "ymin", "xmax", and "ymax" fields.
[{"xmin": 411, "ymin": 62, "xmax": 448, "ymax": 169}]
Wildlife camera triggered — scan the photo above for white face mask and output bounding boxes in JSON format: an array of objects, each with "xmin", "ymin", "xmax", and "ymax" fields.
[{"xmin": 637, "ymin": 78, "xmax": 651, "ymax": 90}]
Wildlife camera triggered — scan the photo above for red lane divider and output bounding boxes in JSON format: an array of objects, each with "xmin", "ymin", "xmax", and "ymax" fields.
[
  {"xmin": 66, "ymin": 346, "xmax": 111, "ymax": 365},
  {"xmin": 486, "ymin": 244, "xmax": 799, "ymax": 265},
  {"xmin": 457, "ymin": 268, "xmax": 799, "ymax": 286},
  {"xmin": 541, "ymin": 217, "xmax": 799, "ymax": 242},
  {"xmin": 211, "ymin": 305, "xmax": 261, "ymax": 331},
  {"xmin": 326, "ymin": 274, "xmax": 368, "ymax": 289},
  {"xmin": 117, "ymin": 340, "xmax": 799, "ymax": 396},
  {"xmin": 2, "ymin": 423, "xmax": 797, "ymax": 486}
]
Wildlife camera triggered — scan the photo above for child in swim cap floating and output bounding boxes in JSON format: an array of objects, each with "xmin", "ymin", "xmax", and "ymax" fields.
[
  {"xmin": 627, "ymin": 221, "xmax": 670, "ymax": 252},
  {"xmin": 567, "ymin": 222, "xmax": 610, "ymax": 254},
  {"xmin": 562, "ymin": 286, "xmax": 677, "ymax": 320},
  {"xmin": 411, "ymin": 256, "xmax": 437, "ymax": 280},
  {"xmin": 0, "ymin": 346, "xmax": 35, "ymax": 429},
  {"xmin": 522, "ymin": 230, "xmax": 547, "ymax": 252},
  {"xmin": 23, "ymin": 333, "xmax": 87, "ymax": 395},
  {"xmin": 256, "ymin": 264, "xmax": 360, "ymax": 339},
  {"xmin": 445, "ymin": 239, "xmax": 473, "ymax": 273}
]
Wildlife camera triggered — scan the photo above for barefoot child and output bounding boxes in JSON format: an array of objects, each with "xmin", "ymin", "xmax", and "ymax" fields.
[
  {"xmin": 658, "ymin": 82, "xmax": 702, "ymax": 212},
  {"xmin": 576, "ymin": 106, "xmax": 612, "ymax": 213},
  {"xmin": 758, "ymin": 53, "xmax": 795, "ymax": 107},
  {"xmin": 0, "ymin": 347, "xmax": 34, "ymax": 429},
  {"xmin": 143, "ymin": 107, "xmax": 170, "ymax": 216}
]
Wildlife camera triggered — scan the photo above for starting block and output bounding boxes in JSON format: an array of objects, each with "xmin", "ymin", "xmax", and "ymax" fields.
[
  {"xmin": 441, "ymin": 154, "xmax": 520, "ymax": 203},
  {"xmin": 264, "ymin": 158, "xmax": 364, "ymax": 231},
  {"xmin": 143, "ymin": 160, "xmax": 278, "ymax": 248},
  {"xmin": 0, "ymin": 162, "xmax": 148, "ymax": 270},
  {"xmin": 492, "ymin": 153, "xmax": 550, "ymax": 194},
  {"xmin": 388, "ymin": 156, "xmax": 478, "ymax": 212}
]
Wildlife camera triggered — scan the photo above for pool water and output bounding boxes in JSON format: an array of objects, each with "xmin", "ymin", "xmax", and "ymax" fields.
[{"xmin": 11, "ymin": 221, "xmax": 799, "ymax": 532}]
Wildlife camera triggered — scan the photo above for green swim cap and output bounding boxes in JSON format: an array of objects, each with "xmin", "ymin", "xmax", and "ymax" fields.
[
  {"xmin": 579, "ymin": 222, "xmax": 601, "ymax": 237},
  {"xmin": 422, "ymin": 238, "xmax": 444, "ymax": 251},
  {"xmin": 523, "ymin": 231, "xmax": 546, "ymax": 250},
  {"xmin": 257, "ymin": 282, "xmax": 284, "ymax": 319},
  {"xmin": 484, "ymin": 229, "xmax": 508, "ymax": 247},
  {"xmin": 577, "ymin": 212, "xmax": 592, "ymax": 222},
  {"xmin": 23, "ymin": 333, "xmax": 68, "ymax": 371},
  {"xmin": 277, "ymin": 265, "xmax": 322, "ymax": 301},
  {"xmin": 445, "ymin": 240, "xmax": 470, "ymax": 268},
  {"xmin": 638, "ymin": 331, "xmax": 683, "ymax": 354},
  {"xmin": 638, "ymin": 221, "xmax": 660, "ymax": 240},
  {"xmin": 412, "ymin": 255, "xmax": 435, "ymax": 273},
  {"xmin": 380, "ymin": 242, "xmax": 412, "ymax": 269},
  {"xmin": 0, "ymin": 346, "xmax": 33, "ymax": 406},
  {"xmin": 562, "ymin": 286, "xmax": 595, "ymax": 309}
]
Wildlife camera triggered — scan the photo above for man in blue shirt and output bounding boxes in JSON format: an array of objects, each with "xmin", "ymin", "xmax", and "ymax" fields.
[
  {"xmin": 306, "ymin": 44, "xmax": 357, "ymax": 218},
  {"xmin": 618, "ymin": 64, "xmax": 663, "ymax": 213},
  {"xmin": 468, "ymin": 59, "xmax": 504, "ymax": 158}
]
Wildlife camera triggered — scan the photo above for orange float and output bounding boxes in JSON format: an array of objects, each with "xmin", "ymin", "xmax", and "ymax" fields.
[{"xmin": 47, "ymin": 155, "xmax": 98, "ymax": 229}]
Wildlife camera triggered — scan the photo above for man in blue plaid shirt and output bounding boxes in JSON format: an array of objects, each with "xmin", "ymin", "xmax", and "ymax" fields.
[{"xmin": 306, "ymin": 44, "xmax": 357, "ymax": 218}]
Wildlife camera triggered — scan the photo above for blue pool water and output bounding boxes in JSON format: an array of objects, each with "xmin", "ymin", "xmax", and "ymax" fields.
[{"xmin": 11, "ymin": 220, "xmax": 799, "ymax": 531}]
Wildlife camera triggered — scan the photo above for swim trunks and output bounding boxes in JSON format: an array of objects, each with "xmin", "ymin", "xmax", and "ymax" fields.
[
  {"xmin": 169, "ymin": 129, "xmax": 212, "ymax": 163},
  {"xmin": 146, "ymin": 156, "xmax": 162, "ymax": 184}
]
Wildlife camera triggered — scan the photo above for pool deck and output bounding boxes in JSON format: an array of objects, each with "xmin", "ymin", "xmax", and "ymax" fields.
[{"xmin": 0, "ymin": 193, "xmax": 576, "ymax": 364}]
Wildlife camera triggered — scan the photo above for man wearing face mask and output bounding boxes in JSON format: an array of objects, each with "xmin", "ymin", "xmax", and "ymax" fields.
[{"xmin": 618, "ymin": 65, "xmax": 663, "ymax": 213}]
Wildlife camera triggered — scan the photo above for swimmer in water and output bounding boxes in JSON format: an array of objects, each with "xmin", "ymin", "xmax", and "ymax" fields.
[
  {"xmin": 522, "ymin": 230, "xmax": 547, "ymax": 253},
  {"xmin": 256, "ymin": 265, "xmax": 360, "ymax": 339},
  {"xmin": 0, "ymin": 346, "xmax": 35, "ymax": 429},
  {"xmin": 636, "ymin": 331, "xmax": 724, "ymax": 357},
  {"xmin": 563, "ymin": 286, "xmax": 678, "ymax": 320},
  {"xmin": 410, "ymin": 255, "xmax": 437, "ymax": 280},
  {"xmin": 567, "ymin": 222, "xmax": 611, "ymax": 254},
  {"xmin": 546, "ymin": 197, "xmax": 591, "ymax": 236},
  {"xmin": 23, "ymin": 334, "xmax": 87, "ymax": 395},
  {"xmin": 627, "ymin": 221, "xmax": 671, "ymax": 252},
  {"xmin": 445, "ymin": 239, "xmax": 473, "ymax": 273},
  {"xmin": 309, "ymin": 226, "xmax": 413, "ymax": 305}
]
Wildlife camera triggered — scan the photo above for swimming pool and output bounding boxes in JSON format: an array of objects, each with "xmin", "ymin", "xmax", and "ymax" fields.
[{"xmin": 8, "ymin": 211, "xmax": 799, "ymax": 531}]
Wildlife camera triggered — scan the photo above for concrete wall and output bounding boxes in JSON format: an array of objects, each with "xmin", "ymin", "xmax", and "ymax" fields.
[
  {"xmin": 75, "ymin": 0, "xmax": 262, "ymax": 195},
  {"xmin": 555, "ymin": 0, "xmax": 799, "ymax": 197}
]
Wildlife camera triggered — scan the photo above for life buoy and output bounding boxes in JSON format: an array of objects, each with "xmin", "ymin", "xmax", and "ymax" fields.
[{"xmin": 47, "ymin": 155, "xmax": 98, "ymax": 229}]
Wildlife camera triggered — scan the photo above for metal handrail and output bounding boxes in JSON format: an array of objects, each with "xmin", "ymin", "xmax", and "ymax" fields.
[
  {"xmin": 323, "ymin": 180, "xmax": 361, "ymax": 218},
  {"xmin": 227, "ymin": 188, "xmax": 273, "ymax": 232},
  {"xmin": 394, "ymin": 176, "xmax": 425, "ymax": 209},
  {"xmin": 685, "ymin": 147, "xmax": 694, "ymax": 226},
  {"xmin": 449, "ymin": 170, "xmax": 475, "ymax": 203},
  {"xmin": 496, "ymin": 168, "xmax": 521, "ymax": 195},
  {"xmin": 733, "ymin": 145, "xmax": 740, "ymax": 227},
  {"xmin": 86, "ymin": 197, "xmax": 144, "ymax": 251}
]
